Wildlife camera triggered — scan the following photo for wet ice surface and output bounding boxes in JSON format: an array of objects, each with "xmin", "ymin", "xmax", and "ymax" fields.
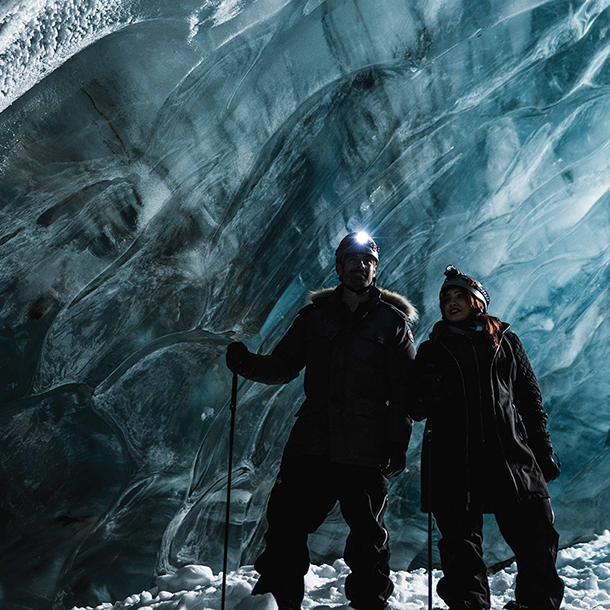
[{"xmin": 72, "ymin": 531, "xmax": 610, "ymax": 610}]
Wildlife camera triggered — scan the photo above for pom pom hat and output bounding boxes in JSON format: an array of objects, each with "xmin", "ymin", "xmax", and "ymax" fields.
[{"xmin": 440, "ymin": 265, "xmax": 490, "ymax": 313}]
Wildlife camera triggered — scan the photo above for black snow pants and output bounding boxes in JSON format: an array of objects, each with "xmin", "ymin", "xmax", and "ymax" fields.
[
  {"xmin": 433, "ymin": 498, "xmax": 564, "ymax": 610},
  {"xmin": 252, "ymin": 454, "xmax": 392, "ymax": 610}
]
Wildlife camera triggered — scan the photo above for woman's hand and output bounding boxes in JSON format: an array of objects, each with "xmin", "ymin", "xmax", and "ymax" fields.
[{"xmin": 539, "ymin": 454, "xmax": 561, "ymax": 482}]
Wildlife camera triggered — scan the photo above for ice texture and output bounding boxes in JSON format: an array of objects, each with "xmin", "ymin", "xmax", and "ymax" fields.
[{"xmin": 1, "ymin": 0, "xmax": 610, "ymax": 607}]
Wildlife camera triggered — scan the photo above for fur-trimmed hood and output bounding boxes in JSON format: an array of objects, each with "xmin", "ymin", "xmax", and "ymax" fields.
[{"xmin": 309, "ymin": 286, "xmax": 418, "ymax": 323}]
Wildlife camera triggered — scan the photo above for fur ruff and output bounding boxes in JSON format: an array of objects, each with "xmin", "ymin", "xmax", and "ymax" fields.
[{"xmin": 309, "ymin": 286, "xmax": 418, "ymax": 322}]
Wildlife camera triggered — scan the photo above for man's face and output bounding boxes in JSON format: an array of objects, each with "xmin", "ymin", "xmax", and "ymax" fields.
[
  {"xmin": 441, "ymin": 287, "xmax": 473, "ymax": 323},
  {"xmin": 336, "ymin": 253, "xmax": 377, "ymax": 291}
]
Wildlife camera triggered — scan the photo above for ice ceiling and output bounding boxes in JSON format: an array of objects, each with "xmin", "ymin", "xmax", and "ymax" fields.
[{"xmin": 1, "ymin": 0, "xmax": 610, "ymax": 607}]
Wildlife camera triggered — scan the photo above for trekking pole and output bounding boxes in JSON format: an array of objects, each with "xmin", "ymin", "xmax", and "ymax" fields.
[
  {"xmin": 425, "ymin": 427, "xmax": 434, "ymax": 610},
  {"xmin": 221, "ymin": 372, "xmax": 238, "ymax": 610}
]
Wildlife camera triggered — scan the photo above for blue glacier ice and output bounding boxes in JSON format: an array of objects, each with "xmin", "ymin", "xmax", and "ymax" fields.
[{"xmin": 1, "ymin": 0, "xmax": 610, "ymax": 607}]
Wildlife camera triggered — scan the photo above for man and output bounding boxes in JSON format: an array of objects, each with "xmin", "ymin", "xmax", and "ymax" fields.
[{"xmin": 226, "ymin": 231, "xmax": 417, "ymax": 610}]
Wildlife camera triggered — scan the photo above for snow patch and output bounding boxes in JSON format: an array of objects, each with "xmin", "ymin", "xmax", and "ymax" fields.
[
  {"xmin": 71, "ymin": 531, "xmax": 610, "ymax": 610},
  {"xmin": 156, "ymin": 565, "xmax": 215, "ymax": 592}
]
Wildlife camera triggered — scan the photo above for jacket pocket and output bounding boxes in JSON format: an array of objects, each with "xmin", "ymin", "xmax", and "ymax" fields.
[
  {"xmin": 511, "ymin": 403, "xmax": 528, "ymax": 442},
  {"xmin": 350, "ymin": 327, "xmax": 389, "ymax": 370},
  {"xmin": 305, "ymin": 320, "xmax": 335, "ymax": 342},
  {"xmin": 358, "ymin": 326, "xmax": 388, "ymax": 346}
]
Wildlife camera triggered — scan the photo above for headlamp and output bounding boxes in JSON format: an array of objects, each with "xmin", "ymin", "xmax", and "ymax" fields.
[
  {"xmin": 356, "ymin": 231, "xmax": 372, "ymax": 245},
  {"xmin": 335, "ymin": 231, "xmax": 379, "ymax": 263}
]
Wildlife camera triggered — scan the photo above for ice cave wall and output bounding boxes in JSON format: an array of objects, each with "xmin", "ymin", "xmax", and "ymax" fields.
[{"xmin": 0, "ymin": 0, "xmax": 610, "ymax": 607}]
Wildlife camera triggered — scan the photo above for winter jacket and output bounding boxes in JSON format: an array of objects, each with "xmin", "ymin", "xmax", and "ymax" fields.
[
  {"xmin": 242, "ymin": 285, "xmax": 417, "ymax": 468},
  {"xmin": 414, "ymin": 322, "xmax": 553, "ymax": 512}
]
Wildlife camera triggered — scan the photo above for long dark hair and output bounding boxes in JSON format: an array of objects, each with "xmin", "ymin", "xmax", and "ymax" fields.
[{"xmin": 431, "ymin": 289, "xmax": 504, "ymax": 346}]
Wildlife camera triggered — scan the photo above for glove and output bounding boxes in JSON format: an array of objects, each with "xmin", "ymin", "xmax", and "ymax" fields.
[
  {"xmin": 539, "ymin": 454, "xmax": 561, "ymax": 483},
  {"xmin": 381, "ymin": 442, "xmax": 407, "ymax": 478},
  {"xmin": 226, "ymin": 341, "xmax": 254, "ymax": 376}
]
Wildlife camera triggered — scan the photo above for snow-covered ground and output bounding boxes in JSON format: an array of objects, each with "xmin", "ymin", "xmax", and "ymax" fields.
[{"xmin": 74, "ymin": 531, "xmax": 610, "ymax": 610}]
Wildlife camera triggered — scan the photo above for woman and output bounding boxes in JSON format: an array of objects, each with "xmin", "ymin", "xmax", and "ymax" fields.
[{"xmin": 415, "ymin": 265, "xmax": 564, "ymax": 610}]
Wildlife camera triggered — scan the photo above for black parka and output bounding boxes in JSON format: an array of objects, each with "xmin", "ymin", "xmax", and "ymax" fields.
[
  {"xmin": 243, "ymin": 285, "xmax": 417, "ymax": 468},
  {"xmin": 415, "ymin": 323, "xmax": 553, "ymax": 512}
]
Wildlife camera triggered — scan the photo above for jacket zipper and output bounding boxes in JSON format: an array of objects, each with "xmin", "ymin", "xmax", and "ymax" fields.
[
  {"xmin": 469, "ymin": 336, "xmax": 485, "ymax": 442},
  {"xmin": 488, "ymin": 329, "xmax": 520, "ymax": 497},
  {"xmin": 440, "ymin": 341, "xmax": 472, "ymax": 507}
]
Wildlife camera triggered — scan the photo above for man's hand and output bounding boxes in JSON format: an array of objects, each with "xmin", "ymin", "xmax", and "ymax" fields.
[
  {"xmin": 381, "ymin": 442, "xmax": 407, "ymax": 478},
  {"xmin": 226, "ymin": 341, "xmax": 254, "ymax": 376}
]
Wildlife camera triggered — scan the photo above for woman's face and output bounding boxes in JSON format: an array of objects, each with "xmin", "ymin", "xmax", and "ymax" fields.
[{"xmin": 442, "ymin": 287, "xmax": 473, "ymax": 323}]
